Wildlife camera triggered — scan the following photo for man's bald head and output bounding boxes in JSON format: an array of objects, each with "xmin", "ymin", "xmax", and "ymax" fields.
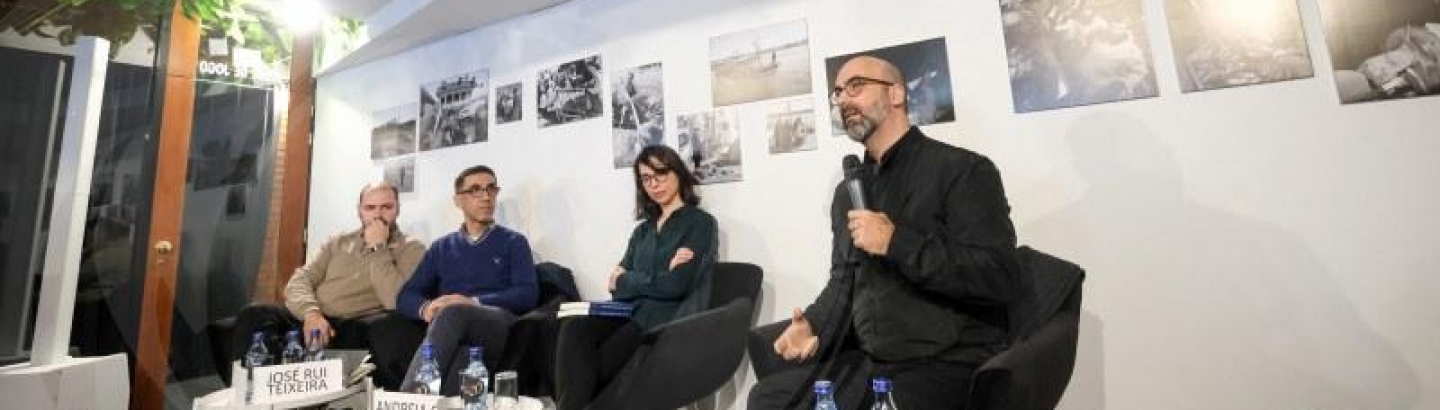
[
  {"xmin": 834, "ymin": 55, "xmax": 909, "ymax": 143},
  {"xmin": 839, "ymin": 55, "xmax": 905, "ymax": 84}
]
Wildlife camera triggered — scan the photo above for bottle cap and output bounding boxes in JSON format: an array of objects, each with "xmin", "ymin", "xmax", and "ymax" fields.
[
  {"xmin": 871, "ymin": 377, "xmax": 891, "ymax": 393},
  {"xmin": 814, "ymin": 380, "xmax": 833, "ymax": 395}
]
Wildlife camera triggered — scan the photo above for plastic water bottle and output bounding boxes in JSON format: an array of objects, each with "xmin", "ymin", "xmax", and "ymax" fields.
[
  {"xmin": 413, "ymin": 342, "xmax": 442, "ymax": 395},
  {"xmin": 306, "ymin": 328, "xmax": 325, "ymax": 361},
  {"xmin": 458, "ymin": 346, "xmax": 489, "ymax": 410},
  {"xmin": 244, "ymin": 332, "xmax": 269, "ymax": 403},
  {"xmin": 281, "ymin": 330, "xmax": 306, "ymax": 364},
  {"xmin": 814, "ymin": 380, "xmax": 839, "ymax": 410},
  {"xmin": 869, "ymin": 378, "xmax": 898, "ymax": 410}
]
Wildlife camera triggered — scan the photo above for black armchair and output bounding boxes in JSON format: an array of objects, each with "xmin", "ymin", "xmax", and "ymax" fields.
[
  {"xmin": 967, "ymin": 246, "xmax": 1084, "ymax": 410},
  {"xmin": 584, "ymin": 262, "xmax": 764, "ymax": 410},
  {"xmin": 747, "ymin": 246, "xmax": 1084, "ymax": 409}
]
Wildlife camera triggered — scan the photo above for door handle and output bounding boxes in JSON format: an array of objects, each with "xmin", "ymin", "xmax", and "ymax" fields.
[{"xmin": 154, "ymin": 240, "xmax": 174, "ymax": 255}]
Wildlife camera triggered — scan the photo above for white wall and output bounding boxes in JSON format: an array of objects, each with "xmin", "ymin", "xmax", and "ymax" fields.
[{"xmin": 309, "ymin": 0, "xmax": 1440, "ymax": 408}]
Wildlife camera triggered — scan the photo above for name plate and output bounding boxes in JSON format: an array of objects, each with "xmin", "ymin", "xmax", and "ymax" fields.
[
  {"xmin": 372, "ymin": 391, "xmax": 444, "ymax": 410},
  {"xmin": 248, "ymin": 359, "xmax": 344, "ymax": 405}
]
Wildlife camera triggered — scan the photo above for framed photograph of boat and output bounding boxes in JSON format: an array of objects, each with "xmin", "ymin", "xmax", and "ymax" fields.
[
  {"xmin": 418, "ymin": 70, "xmax": 489, "ymax": 150},
  {"xmin": 709, "ymin": 19, "xmax": 813, "ymax": 106}
]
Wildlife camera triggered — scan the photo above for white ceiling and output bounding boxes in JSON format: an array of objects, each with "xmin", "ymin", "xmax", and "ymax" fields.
[
  {"xmin": 316, "ymin": 0, "xmax": 573, "ymax": 77},
  {"xmin": 316, "ymin": 0, "xmax": 390, "ymax": 19}
]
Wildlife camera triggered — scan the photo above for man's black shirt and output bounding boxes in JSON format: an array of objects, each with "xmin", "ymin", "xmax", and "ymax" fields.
[{"xmin": 806, "ymin": 126, "xmax": 1019, "ymax": 364}]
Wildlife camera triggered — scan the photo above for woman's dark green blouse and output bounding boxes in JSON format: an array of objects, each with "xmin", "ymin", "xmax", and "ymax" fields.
[{"xmin": 612, "ymin": 205, "xmax": 718, "ymax": 330}]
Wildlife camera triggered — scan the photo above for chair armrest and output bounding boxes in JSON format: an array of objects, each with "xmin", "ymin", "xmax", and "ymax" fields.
[
  {"xmin": 591, "ymin": 298, "xmax": 753, "ymax": 410},
  {"xmin": 969, "ymin": 309, "xmax": 1080, "ymax": 410},
  {"xmin": 748, "ymin": 320, "xmax": 797, "ymax": 379}
]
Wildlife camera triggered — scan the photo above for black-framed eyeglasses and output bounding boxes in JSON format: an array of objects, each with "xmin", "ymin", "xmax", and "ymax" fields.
[
  {"xmin": 639, "ymin": 168, "xmax": 672, "ymax": 186},
  {"xmin": 457, "ymin": 184, "xmax": 501, "ymax": 198},
  {"xmin": 829, "ymin": 76, "xmax": 894, "ymax": 105}
]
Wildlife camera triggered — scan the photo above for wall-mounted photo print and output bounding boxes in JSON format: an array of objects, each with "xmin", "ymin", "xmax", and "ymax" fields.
[
  {"xmin": 419, "ymin": 70, "xmax": 489, "ymax": 151},
  {"xmin": 383, "ymin": 157, "xmax": 415, "ymax": 193},
  {"xmin": 371, "ymin": 103, "xmax": 418, "ymax": 160},
  {"xmin": 1320, "ymin": 0, "xmax": 1440, "ymax": 104},
  {"xmin": 766, "ymin": 97, "xmax": 816, "ymax": 154},
  {"xmin": 495, "ymin": 82, "xmax": 523, "ymax": 124},
  {"xmin": 710, "ymin": 19, "xmax": 813, "ymax": 106},
  {"xmin": 1165, "ymin": 0, "xmax": 1313, "ymax": 93},
  {"xmin": 538, "ymin": 55, "xmax": 604, "ymax": 127},
  {"xmin": 824, "ymin": 37, "xmax": 956, "ymax": 133},
  {"xmin": 1000, "ymin": 0, "xmax": 1159, "ymax": 112},
  {"xmin": 677, "ymin": 109, "xmax": 742, "ymax": 184},
  {"xmin": 611, "ymin": 62, "xmax": 665, "ymax": 168}
]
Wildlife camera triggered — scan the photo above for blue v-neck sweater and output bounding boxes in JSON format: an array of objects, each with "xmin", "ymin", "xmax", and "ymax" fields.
[{"xmin": 397, "ymin": 225, "xmax": 538, "ymax": 319}]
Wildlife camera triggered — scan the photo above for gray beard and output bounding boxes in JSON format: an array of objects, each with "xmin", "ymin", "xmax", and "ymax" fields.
[{"xmin": 845, "ymin": 117, "xmax": 877, "ymax": 143}]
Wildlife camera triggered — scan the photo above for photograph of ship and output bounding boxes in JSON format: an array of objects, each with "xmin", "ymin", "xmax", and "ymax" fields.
[
  {"xmin": 677, "ymin": 109, "xmax": 742, "ymax": 184},
  {"xmin": 766, "ymin": 97, "xmax": 816, "ymax": 154},
  {"xmin": 1000, "ymin": 0, "xmax": 1159, "ymax": 112},
  {"xmin": 495, "ymin": 82, "xmax": 522, "ymax": 124},
  {"xmin": 538, "ymin": 55, "xmax": 604, "ymax": 127},
  {"xmin": 710, "ymin": 19, "xmax": 813, "ymax": 106},
  {"xmin": 383, "ymin": 156, "xmax": 415, "ymax": 193},
  {"xmin": 1165, "ymin": 0, "xmax": 1313, "ymax": 93},
  {"xmin": 611, "ymin": 62, "xmax": 665, "ymax": 168},
  {"xmin": 371, "ymin": 103, "xmax": 417, "ymax": 160},
  {"xmin": 418, "ymin": 70, "xmax": 489, "ymax": 151},
  {"xmin": 824, "ymin": 37, "xmax": 956, "ymax": 132},
  {"xmin": 1320, "ymin": 0, "xmax": 1440, "ymax": 104}
]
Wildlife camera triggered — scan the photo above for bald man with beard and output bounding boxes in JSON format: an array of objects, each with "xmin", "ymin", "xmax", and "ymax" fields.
[{"xmin": 749, "ymin": 55, "xmax": 1020, "ymax": 409}]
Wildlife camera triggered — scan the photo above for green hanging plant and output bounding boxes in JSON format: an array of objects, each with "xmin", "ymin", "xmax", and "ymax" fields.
[{"xmin": 2, "ymin": 0, "xmax": 358, "ymax": 65}]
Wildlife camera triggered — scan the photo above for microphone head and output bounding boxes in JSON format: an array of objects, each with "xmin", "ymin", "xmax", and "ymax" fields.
[{"xmin": 843, "ymin": 154, "xmax": 864, "ymax": 180}]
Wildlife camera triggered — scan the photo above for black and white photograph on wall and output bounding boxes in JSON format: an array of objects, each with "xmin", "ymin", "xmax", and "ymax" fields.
[
  {"xmin": 611, "ymin": 62, "xmax": 665, "ymax": 168},
  {"xmin": 823, "ymin": 37, "xmax": 956, "ymax": 134},
  {"xmin": 538, "ymin": 55, "xmax": 604, "ymax": 127},
  {"xmin": 710, "ymin": 19, "xmax": 812, "ymax": 106},
  {"xmin": 1000, "ymin": 0, "xmax": 1159, "ymax": 112},
  {"xmin": 382, "ymin": 157, "xmax": 415, "ymax": 193},
  {"xmin": 1165, "ymin": 0, "xmax": 1313, "ymax": 93},
  {"xmin": 676, "ymin": 109, "xmax": 742, "ymax": 184},
  {"xmin": 1319, "ymin": 0, "xmax": 1440, "ymax": 104},
  {"xmin": 766, "ymin": 97, "xmax": 816, "ymax": 154},
  {"xmin": 371, "ymin": 103, "xmax": 417, "ymax": 159},
  {"xmin": 495, "ymin": 82, "xmax": 522, "ymax": 124},
  {"xmin": 419, "ymin": 70, "xmax": 488, "ymax": 151}
]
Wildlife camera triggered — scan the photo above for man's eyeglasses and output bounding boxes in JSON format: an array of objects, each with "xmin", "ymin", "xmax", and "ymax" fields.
[
  {"xmin": 639, "ymin": 169, "xmax": 672, "ymax": 186},
  {"xmin": 457, "ymin": 185, "xmax": 501, "ymax": 198},
  {"xmin": 828, "ymin": 76, "xmax": 894, "ymax": 105}
]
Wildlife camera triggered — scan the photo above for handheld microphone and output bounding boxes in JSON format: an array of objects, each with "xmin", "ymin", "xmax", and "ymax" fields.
[{"xmin": 843, "ymin": 154, "xmax": 868, "ymax": 211}]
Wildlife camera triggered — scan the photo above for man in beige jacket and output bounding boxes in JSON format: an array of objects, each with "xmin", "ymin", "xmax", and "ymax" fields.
[{"xmin": 231, "ymin": 182, "xmax": 425, "ymax": 389}]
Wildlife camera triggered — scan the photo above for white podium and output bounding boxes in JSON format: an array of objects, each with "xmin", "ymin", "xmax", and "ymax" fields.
[
  {"xmin": 0, "ymin": 354, "xmax": 129, "ymax": 410},
  {"xmin": 193, "ymin": 360, "xmax": 369, "ymax": 410}
]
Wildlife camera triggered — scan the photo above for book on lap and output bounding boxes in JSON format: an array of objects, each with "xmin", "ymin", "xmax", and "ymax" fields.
[{"xmin": 558, "ymin": 301, "xmax": 635, "ymax": 318}]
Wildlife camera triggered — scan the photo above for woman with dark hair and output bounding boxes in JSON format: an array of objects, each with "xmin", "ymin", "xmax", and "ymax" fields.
[{"xmin": 553, "ymin": 145, "xmax": 718, "ymax": 410}]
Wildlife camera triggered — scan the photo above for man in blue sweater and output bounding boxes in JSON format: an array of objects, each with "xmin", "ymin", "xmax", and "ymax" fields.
[{"xmin": 395, "ymin": 164, "xmax": 539, "ymax": 394}]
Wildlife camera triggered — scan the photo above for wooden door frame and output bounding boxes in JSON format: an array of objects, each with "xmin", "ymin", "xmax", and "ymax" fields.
[
  {"xmin": 130, "ymin": 1, "xmax": 198, "ymax": 408},
  {"xmin": 275, "ymin": 31, "xmax": 315, "ymax": 299},
  {"xmin": 129, "ymin": 3, "xmax": 317, "ymax": 407}
]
